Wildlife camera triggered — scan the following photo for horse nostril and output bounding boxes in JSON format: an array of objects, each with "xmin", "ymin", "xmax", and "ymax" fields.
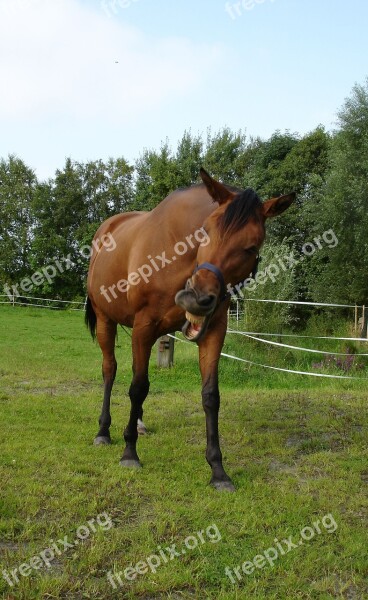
[{"xmin": 197, "ymin": 294, "xmax": 216, "ymax": 307}]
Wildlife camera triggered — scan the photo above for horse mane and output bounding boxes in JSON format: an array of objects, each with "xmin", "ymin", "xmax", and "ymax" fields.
[
  {"xmin": 175, "ymin": 182, "xmax": 262, "ymax": 234},
  {"xmin": 219, "ymin": 188, "xmax": 262, "ymax": 235}
]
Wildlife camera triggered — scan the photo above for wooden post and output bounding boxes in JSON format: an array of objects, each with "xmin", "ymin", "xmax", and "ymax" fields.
[
  {"xmin": 363, "ymin": 305, "xmax": 368, "ymax": 339},
  {"xmin": 362, "ymin": 306, "xmax": 366, "ymax": 339},
  {"xmin": 157, "ymin": 335, "xmax": 174, "ymax": 368},
  {"xmin": 354, "ymin": 305, "xmax": 358, "ymax": 335},
  {"xmin": 358, "ymin": 306, "xmax": 367, "ymax": 339}
]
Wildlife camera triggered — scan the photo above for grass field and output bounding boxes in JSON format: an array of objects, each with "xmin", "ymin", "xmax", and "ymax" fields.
[{"xmin": 0, "ymin": 306, "xmax": 367, "ymax": 599}]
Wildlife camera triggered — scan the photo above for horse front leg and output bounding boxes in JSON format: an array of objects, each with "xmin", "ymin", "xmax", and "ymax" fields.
[
  {"xmin": 120, "ymin": 320, "xmax": 154, "ymax": 468},
  {"xmin": 198, "ymin": 312, "xmax": 235, "ymax": 492}
]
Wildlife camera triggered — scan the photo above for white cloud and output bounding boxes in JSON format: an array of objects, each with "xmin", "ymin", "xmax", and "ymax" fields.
[{"xmin": 0, "ymin": 0, "xmax": 225, "ymax": 124}]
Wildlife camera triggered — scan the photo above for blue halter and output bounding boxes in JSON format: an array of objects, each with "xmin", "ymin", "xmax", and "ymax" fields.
[
  {"xmin": 193, "ymin": 262, "xmax": 227, "ymax": 301},
  {"xmin": 193, "ymin": 256, "xmax": 261, "ymax": 303}
]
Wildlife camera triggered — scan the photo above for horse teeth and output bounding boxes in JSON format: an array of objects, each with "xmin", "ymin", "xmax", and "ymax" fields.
[{"xmin": 185, "ymin": 311, "xmax": 204, "ymax": 325}]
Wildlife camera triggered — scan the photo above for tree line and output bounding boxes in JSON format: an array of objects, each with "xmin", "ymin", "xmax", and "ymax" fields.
[{"xmin": 1, "ymin": 79, "xmax": 367, "ymax": 324}]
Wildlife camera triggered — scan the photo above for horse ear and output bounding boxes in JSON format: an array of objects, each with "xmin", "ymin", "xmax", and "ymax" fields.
[
  {"xmin": 261, "ymin": 192, "xmax": 296, "ymax": 218},
  {"xmin": 199, "ymin": 168, "xmax": 232, "ymax": 205}
]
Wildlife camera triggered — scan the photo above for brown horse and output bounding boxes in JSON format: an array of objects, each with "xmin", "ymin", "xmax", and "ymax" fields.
[{"xmin": 85, "ymin": 169, "xmax": 294, "ymax": 491}]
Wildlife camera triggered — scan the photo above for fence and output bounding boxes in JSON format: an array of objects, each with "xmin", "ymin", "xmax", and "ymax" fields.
[
  {"xmin": 0, "ymin": 294, "xmax": 85, "ymax": 311},
  {"xmin": 2, "ymin": 293, "xmax": 368, "ymax": 378}
]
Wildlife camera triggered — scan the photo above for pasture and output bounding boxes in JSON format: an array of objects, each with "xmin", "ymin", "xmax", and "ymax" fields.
[{"xmin": 0, "ymin": 306, "xmax": 367, "ymax": 599}]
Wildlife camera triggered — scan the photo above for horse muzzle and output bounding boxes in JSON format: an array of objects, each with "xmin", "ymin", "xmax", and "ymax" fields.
[
  {"xmin": 175, "ymin": 287, "xmax": 217, "ymax": 342},
  {"xmin": 175, "ymin": 262, "xmax": 228, "ymax": 343}
]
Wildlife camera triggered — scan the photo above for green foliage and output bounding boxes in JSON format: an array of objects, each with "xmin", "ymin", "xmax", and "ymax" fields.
[
  {"xmin": 133, "ymin": 127, "xmax": 249, "ymax": 212},
  {"xmin": 203, "ymin": 126, "xmax": 248, "ymax": 185},
  {"xmin": 133, "ymin": 140, "xmax": 178, "ymax": 210},
  {"xmin": 244, "ymin": 130, "xmax": 299, "ymax": 196},
  {"xmin": 304, "ymin": 79, "xmax": 368, "ymax": 304},
  {"xmin": 175, "ymin": 130, "xmax": 203, "ymax": 186},
  {"xmin": 30, "ymin": 157, "xmax": 134, "ymax": 299},
  {"xmin": 0, "ymin": 155, "xmax": 37, "ymax": 286},
  {"xmin": 248, "ymin": 128, "xmax": 331, "ymax": 244},
  {"xmin": 241, "ymin": 240, "xmax": 299, "ymax": 330}
]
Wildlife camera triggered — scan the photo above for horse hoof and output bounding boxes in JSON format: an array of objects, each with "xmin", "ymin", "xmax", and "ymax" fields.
[
  {"xmin": 137, "ymin": 419, "xmax": 147, "ymax": 435},
  {"xmin": 119, "ymin": 459, "xmax": 142, "ymax": 469},
  {"xmin": 94, "ymin": 436, "xmax": 111, "ymax": 446},
  {"xmin": 211, "ymin": 480, "xmax": 236, "ymax": 492}
]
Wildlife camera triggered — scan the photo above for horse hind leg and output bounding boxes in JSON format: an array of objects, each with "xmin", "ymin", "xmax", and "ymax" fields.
[{"xmin": 94, "ymin": 317, "xmax": 117, "ymax": 446}]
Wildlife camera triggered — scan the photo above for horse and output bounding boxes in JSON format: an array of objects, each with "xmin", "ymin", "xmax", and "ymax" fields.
[{"xmin": 85, "ymin": 169, "xmax": 294, "ymax": 491}]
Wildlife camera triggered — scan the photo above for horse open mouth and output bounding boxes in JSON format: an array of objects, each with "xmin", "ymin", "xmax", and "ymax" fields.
[{"xmin": 182, "ymin": 311, "xmax": 212, "ymax": 342}]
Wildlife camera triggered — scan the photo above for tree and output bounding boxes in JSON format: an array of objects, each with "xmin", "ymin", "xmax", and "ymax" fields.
[
  {"xmin": 203, "ymin": 127, "xmax": 248, "ymax": 185},
  {"xmin": 245, "ymin": 130, "xmax": 299, "ymax": 197},
  {"xmin": 30, "ymin": 158, "xmax": 85, "ymax": 298},
  {"xmin": 241, "ymin": 239, "xmax": 299, "ymax": 330},
  {"xmin": 30, "ymin": 157, "xmax": 134, "ymax": 299},
  {"xmin": 174, "ymin": 130, "xmax": 203, "ymax": 187},
  {"xmin": 265, "ymin": 127, "xmax": 331, "ymax": 244},
  {"xmin": 133, "ymin": 141, "xmax": 178, "ymax": 211},
  {"xmin": 304, "ymin": 79, "xmax": 368, "ymax": 304},
  {"xmin": 76, "ymin": 157, "xmax": 134, "ymax": 250},
  {"xmin": 0, "ymin": 155, "xmax": 36, "ymax": 287}
]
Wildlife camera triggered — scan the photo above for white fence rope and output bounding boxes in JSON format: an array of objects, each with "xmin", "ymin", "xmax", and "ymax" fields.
[
  {"xmin": 0, "ymin": 294, "xmax": 82, "ymax": 303},
  {"xmin": 0, "ymin": 301, "xmax": 66, "ymax": 310},
  {"xmin": 168, "ymin": 334, "xmax": 367, "ymax": 380},
  {"xmin": 240, "ymin": 333, "xmax": 368, "ymax": 356},
  {"xmin": 227, "ymin": 330, "xmax": 368, "ymax": 342},
  {"xmin": 241, "ymin": 298, "xmax": 359, "ymax": 308},
  {"xmin": 168, "ymin": 334, "xmax": 366, "ymax": 380},
  {"xmin": 0, "ymin": 294, "xmax": 84, "ymax": 310}
]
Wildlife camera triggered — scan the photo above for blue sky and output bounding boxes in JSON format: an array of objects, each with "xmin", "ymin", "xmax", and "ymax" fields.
[{"xmin": 1, "ymin": 0, "xmax": 367, "ymax": 180}]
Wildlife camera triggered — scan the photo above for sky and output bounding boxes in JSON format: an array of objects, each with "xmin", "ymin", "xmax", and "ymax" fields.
[{"xmin": 0, "ymin": 0, "xmax": 367, "ymax": 181}]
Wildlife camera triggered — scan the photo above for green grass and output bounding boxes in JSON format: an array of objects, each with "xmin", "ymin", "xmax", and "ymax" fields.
[{"xmin": 0, "ymin": 306, "xmax": 367, "ymax": 599}]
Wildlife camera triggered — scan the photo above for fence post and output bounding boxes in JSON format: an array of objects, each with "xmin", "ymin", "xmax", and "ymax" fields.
[
  {"xmin": 354, "ymin": 305, "xmax": 358, "ymax": 335},
  {"xmin": 157, "ymin": 335, "xmax": 175, "ymax": 368},
  {"xmin": 359, "ymin": 305, "xmax": 367, "ymax": 339}
]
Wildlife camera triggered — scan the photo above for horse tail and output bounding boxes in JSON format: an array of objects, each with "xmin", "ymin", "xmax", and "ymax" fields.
[{"xmin": 85, "ymin": 296, "xmax": 97, "ymax": 339}]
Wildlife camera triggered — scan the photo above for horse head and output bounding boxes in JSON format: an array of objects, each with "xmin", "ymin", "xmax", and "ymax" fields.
[{"xmin": 175, "ymin": 168, "xmax": 295, "ymax": 341}]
